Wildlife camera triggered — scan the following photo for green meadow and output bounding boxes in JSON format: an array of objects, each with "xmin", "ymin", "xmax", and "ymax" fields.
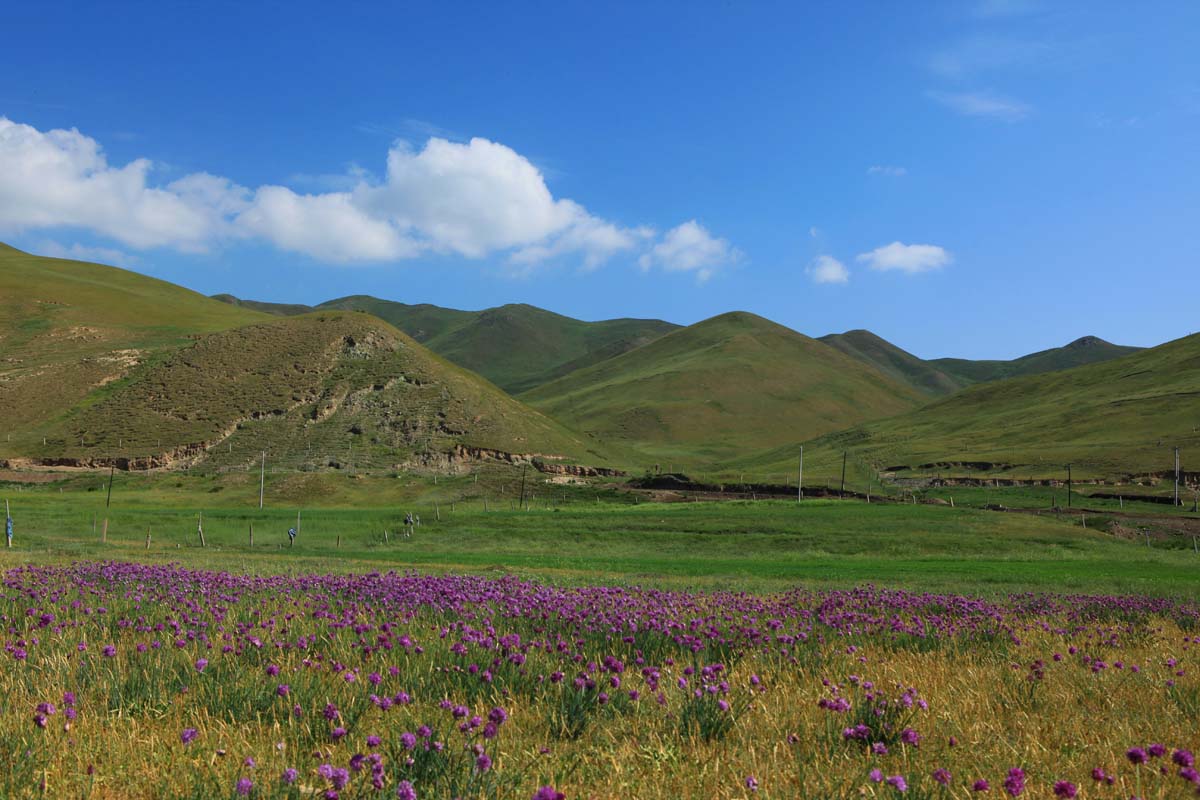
[{"xmin": 4, "ymin": 471, "xmax": 1198, "ymax": 597}]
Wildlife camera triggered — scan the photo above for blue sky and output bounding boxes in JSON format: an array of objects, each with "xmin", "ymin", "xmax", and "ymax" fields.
[{"xmin": 2, "ymin": 0, "xmax": 1197, "ymax": 359}]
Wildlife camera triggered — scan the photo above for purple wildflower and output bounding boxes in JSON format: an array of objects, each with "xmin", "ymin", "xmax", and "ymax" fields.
[
  {"xmin": 1003, "ymin": 767, "xmax": 1025, "ymax": 797},
  {"xmin": 1053, "ymin": 782, "xmax": 1077, "ymax": 798}
]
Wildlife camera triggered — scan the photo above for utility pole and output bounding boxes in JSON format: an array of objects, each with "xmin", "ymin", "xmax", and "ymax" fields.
[
  {"xmin": 840, "ymin": 451, "xmax": 847, "ymax": 498},
  {"xmin": 259, "ymin": 451, "xmax": 266, "ymax": 510},
  {"xmin": 519, "ymin": 463, "xmax": 528, "ymax": 511},
  {"xmin": 1175, "ymin": 447, "xmax": 1181, "ymax": 507},
  {"xmin": 1066, "ymin": 463, "xmax": 1072, "ymax": 508},
  {"xmin": 102, "ymin": 463, "xmax": 115, "ymax": 542},
  {"xmin": 798, "ymin": 447, "xmax": 804, "ymax": 502}
]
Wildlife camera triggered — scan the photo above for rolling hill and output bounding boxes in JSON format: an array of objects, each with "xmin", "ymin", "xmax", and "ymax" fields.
[
  {"xmin": 745, "ymin": 332, "xmax": 1200, "ymax": 484},
  {"xmin": 0, "ymin": 245, "xmax": 616, "ymax": 472},
  {"xmin": 17, "ymin": 312, "xmax": 607, "ymax": 472},
  {"xmin": 215, "ymin": 294, "xmax": 680, "ymax": 394},
  {"xmin": 929, "ymin": 335, "xmax": 1142, "ymax": 384},
  {"xmin": 819, "ymin": 329, "xmax": 965, "ymax": 397},
  {"xmin": 820, "ymin": 330, "xmax": 1142, "ymax": 396},
  {"xmin": 0, "ymin": 243, "xmax": 267, "ymax": 442},
  {"xmin": 519, "ymin": 311, "xmax": 926, "ymax": 468}
]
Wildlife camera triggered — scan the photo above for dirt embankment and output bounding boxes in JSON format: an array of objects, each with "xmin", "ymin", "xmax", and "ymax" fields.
[
  {"xmin": 888, "ymin": 470, "xmax": 1200, "ymax": 491},
  {"xmin": 450, "ymin": 445, "xmax": 625, "ymax": 477},
  {"xmin": 627, "ymin": 473, "xmax": 881, "ymax": 502},
  {"xmin": 0, "ymin": 439, "xmax": 214, "ymax": 472}
]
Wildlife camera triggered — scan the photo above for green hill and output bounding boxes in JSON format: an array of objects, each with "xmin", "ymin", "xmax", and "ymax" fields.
[
  {"xmin": 0, "ymin": 243, "xmax": 267, "ymax": 442},
  {"xmin": 519, "ymin": 311, "xmax": 926, "ymax": 468},
  {"xmin": 412, "ymin": 304, "xmax": 681, "ymax": 394},
  {"xmin": 209, "ymin": 293, "xmax": 314, "ymax": 317},
  {"xmin": 215, "ymin": 294, "xmax": 680, "ymax": 394},
  {"xmin": 316, "ymin": 295, "xmax": 477, "ymax": 344},
  {"xmin": 15, "ymin": 312, "xmax": 611, "ymax": 471},
  {"xmin": 930, "ymin": 335, "xmax": 1142, "ymax": 384},
  {"xmin": 819, "ymin": 330, "xmax": 1141, "ymax": 396},
  {"xmin": 750, "ymin": 333, "xmax": 1200, "ymax": 484},
  {"xmin": 819, "ymin": 329, "xmax": 965, "ymax": 396}
]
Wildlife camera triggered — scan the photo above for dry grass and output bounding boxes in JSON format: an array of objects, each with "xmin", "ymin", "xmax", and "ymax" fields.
[{"xmin": 1, "ymin": 564, "xmax": 1197, "ymax": 799}]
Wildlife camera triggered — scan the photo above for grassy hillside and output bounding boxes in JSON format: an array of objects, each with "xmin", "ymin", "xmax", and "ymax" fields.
[
  {"xmin": 209, "ymin": 293, "xmax": 314, "ymax": 316},
  {"xmin": 217, "ymin": 293, "xmax": 680, "ymax": 394},
  {"xmin": 748, "ymin": 332, "xmax": 1200, "ymax": 484},
  {"xmin": 0, "ymin": 243, "xmax": 267, "ymax": 445},
  {"xmin": 21, "ymin": 311, "xmax": 611, "ymax": 471},
  {"xmin": 931, "ymin": 335, "xmax": 1143, "ymax": 384},
  {"xmin": 819, "ymin": 329, "xmax": 964, "ymax": 396},
  {"xmin": 820, "ymin": 330, "xmax": 1142, "ymax": 396},
  {"xmin": 520, "ymin": 311, "xmax": 925, "ymax": 468},
  {"xmin": 416, "ymin": 304, "xmax": 681, "ymax": 394}
]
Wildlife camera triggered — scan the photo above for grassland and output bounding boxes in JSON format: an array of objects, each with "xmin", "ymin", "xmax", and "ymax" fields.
[
  {"xmin": 521, "ymin": 312, "xmax": 925, "ymax": 469},
  {"xmin": 0, "ymin": 496, "xmax": 1198, "ymax": 798},
  {"xmin": 4, "ymin": 470, "xmax": 1198, "ymax": 597}
]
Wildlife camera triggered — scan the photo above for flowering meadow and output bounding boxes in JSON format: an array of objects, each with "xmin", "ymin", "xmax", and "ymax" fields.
[{"xmin": 1, "ymin": 562, "xmax": 1198, "ymax": 799}]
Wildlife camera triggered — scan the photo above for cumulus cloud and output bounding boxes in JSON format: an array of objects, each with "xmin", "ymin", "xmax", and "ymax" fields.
[
  {"xmin": 807, "ymin": 255, "xmax": 849, "ymax": 285},
  {"xmin": 0, "ymin": 118, "xmax": 235, "ymax": 250},
  {"xmin": 638, "ymin": 220, "xmax": 740, "ymax": 283},
  {"xmin": 867, "ymin": 165, "xmax": 907, "ymax": 177},
  {"xmin": 0, "ymin": 116, "xmax": 735, "ymax": 277},
  {"xmin": 236, "ymin": 186, "xmax": 417, "ymax": 262},
  {"xmin": 928, "ymin": 90, "xmax": 1031, "ymax": 121},
  {"xmin": 857, "ymin": 242, "xmax": 952, "ymax": 274}
]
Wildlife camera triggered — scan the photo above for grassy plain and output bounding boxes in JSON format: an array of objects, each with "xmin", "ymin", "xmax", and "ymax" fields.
[{"xmin": 3, "ymin": 472, "xmax": 1198, "ymax": 597}]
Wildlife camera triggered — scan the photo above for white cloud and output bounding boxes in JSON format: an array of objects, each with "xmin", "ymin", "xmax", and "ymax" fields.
[
  {"xmin": 35, "ymin": 240, "xmax": 140, "ymax": 268},
  {"xmin": 867, "ymin": 165, "xmax": 907, "ymax": 177},
  {"xmin": 0, "ymin": 117, "xmax": 236, "ymax": 250},
  {"xmin": 236, "ymin": 186, "xmax": 417, "ymax": 262},
  {"xmin": 363, "ymin": 137, "xmax": 581, "ymax": 257},
  {"xmin": 0, "ymin": 116, "xmax": 736, "ymax": 277},
  {"xmin": 928, "ymin": 90, "xmax": 1031, "ymax": 121},
  {"xmin": 807, "ymin": 255, "xmax": 849, "ymax": 285},
  {"xmin": 638, "ymin": 220, "xmax": 741, "ymax": 283},
  {"xmin": 856, "ymin": 242, "xmax": 952, "ymax": 274}
]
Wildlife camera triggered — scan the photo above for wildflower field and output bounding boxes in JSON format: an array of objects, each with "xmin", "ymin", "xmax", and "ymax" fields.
[{"xmin": 2, "ymin": 561, "xmax": 1198, "ymax": 799}]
